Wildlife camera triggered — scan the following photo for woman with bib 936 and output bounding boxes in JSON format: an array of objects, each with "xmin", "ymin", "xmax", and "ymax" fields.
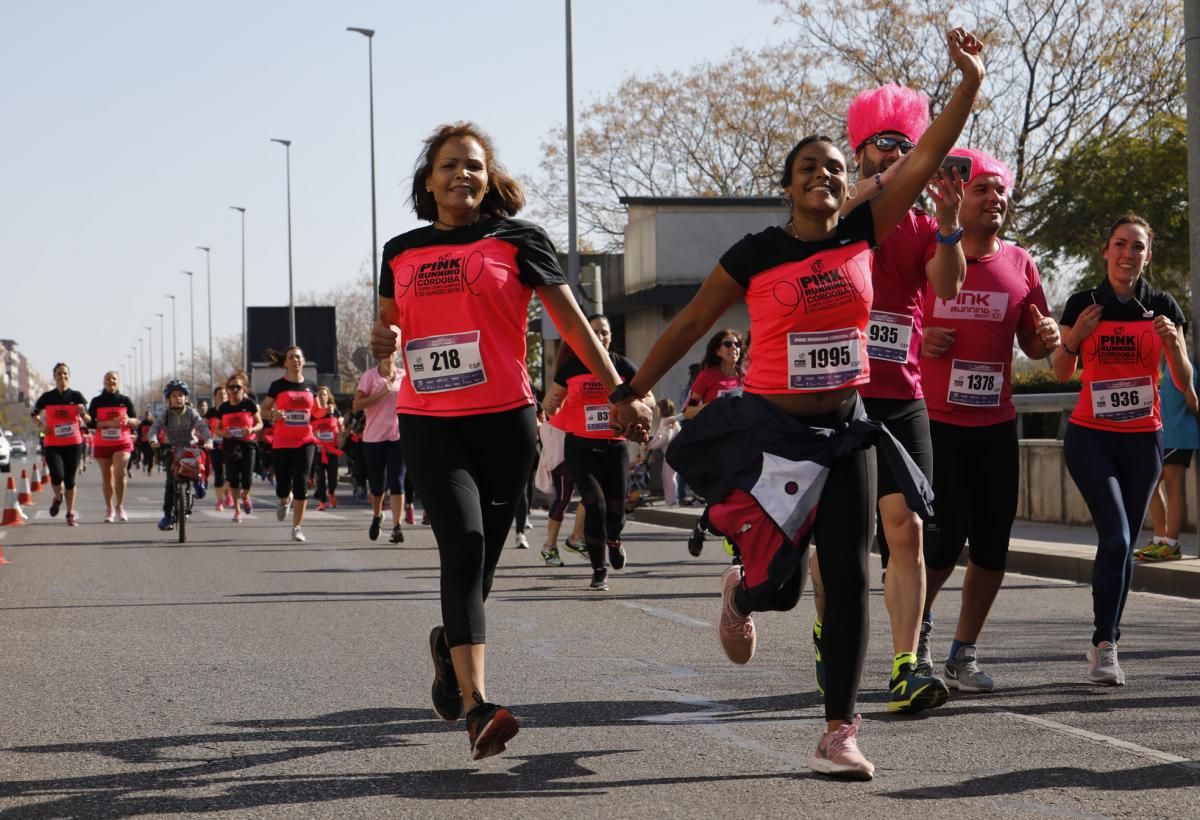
[
  {"xmin": 1052, "ymin": 214, "xmax": 1196, "ymax": 685},
  {"xmin": 88, "ymin": 370, "xmax": 138, "ymax": 522},
  {"xmin": 372, "ymin": 122, "xmax": 651, "ymax": 762},
  {"xmin": 611, "ymin": 30, "xmax": 983, "ymax": 780},
  {"xmin": 259, "ymin": 347, "xmax": 319, "ymax": 543}
]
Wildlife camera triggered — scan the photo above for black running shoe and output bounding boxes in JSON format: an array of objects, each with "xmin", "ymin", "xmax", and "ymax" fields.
[
  {"xmin": 889, "ymin": 662, "xmax": 950, "ymax": 714},
  {"xmin": 389, "ymin": 525, "xmax": 404, "ymax": 544},
  {"xmin": 368, "ymin": 515, "xmax": 382, "ymax": 542},
  {"xmin": 607, "ymin": 539, "xmax": 626, "ymax": 570},
  {"xmin": 429, "ymin": 626, "xmax": 463, "ymax": 721},
  {"xmin": 465, "ymin": 701, "xmax": 520, "ymax": 761},
  {"xmin": 590, "ymin": 568, "xmax": 609, "ymax": 591},
  {"xmin": 687, "ymin": 523, "xmax": 705, "ymax": 557}
]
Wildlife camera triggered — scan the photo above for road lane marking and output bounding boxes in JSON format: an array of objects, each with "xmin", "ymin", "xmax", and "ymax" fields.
[
  {"xmin": 1001, "ymin": 712, "xmax": 1200, "ymax": 769},
  {"xmin": 620, "ymin": 601, "xmax": 710, "ymax": 628}
]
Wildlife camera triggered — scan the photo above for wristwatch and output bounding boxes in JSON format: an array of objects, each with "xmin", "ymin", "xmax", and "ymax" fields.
[
  {"xmin": 936, "ymin": 227, "xmax": 965, "ymax": 245},
  {"xmin": 608, "ymin": 382, "xmax": 643, "ymax": 404}
]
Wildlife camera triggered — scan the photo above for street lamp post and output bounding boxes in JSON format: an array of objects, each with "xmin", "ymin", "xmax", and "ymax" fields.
[
  {"xmin": 230, "ymin": 206, "xmax": 247, "ymax": 372},
  {"xmin": 155, "ymin": 313, "xmax": 165, "ymax": 390},
  {"xmin": 181, "ymin": 271, "xmax": 195, "ymax": 387},
  {"xmin": 144, "ymin": 325, "xmax": 153, "ymax": 395},
  {"xmin": 197, "ymin": 246, "xmax": 214, "ymax": 397},
  {"xmin": 130, "ymin": 346, "xmax": 138, "ymax": 406},
  {"xmin": 347, "ymin": 27, "xmax": 380, "ymax": 332},
  {"xmin": 270, "ymin": 138, "xmax": 296, "ymax": 347},
  {"xmin": 165, "ymin": 294, "xmax": 177, "ymax": 379}
]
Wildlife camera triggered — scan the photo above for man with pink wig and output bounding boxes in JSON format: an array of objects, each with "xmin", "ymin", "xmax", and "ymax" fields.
[
  {"xmin": 919, "ymin": 148, "xmax": 1060, "ymax": 692},
  {"xmin": 809, "ymin": 82, "xmax": 967, "ymax": 715}
]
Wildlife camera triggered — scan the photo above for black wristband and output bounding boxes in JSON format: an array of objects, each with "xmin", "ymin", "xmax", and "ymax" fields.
[
  {"xmin": 1062, "ymin": 342, "xmax": 1078, "ymax": 357},
  {"xmin": 608, "ymin": 382, "xmax": 641, "ymax": 404}
]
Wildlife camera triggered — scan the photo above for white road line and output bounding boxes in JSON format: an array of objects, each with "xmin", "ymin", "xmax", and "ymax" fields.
[
  {"xmin": 1001, "ymin": 712, "xmax": 1200, "ymax": 769},
  {"xmin": 619, "ymin": 601, "xmax": 711, "ymax": 628}
]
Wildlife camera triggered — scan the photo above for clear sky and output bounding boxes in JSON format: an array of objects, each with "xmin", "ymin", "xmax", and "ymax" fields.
[{"xmin": 1, "ymin": 0, "xmax": 791, "ymax": 396}]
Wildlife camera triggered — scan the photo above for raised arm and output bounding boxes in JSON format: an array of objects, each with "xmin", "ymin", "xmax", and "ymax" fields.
[{"xmin": 869, "ymin": 28, "xmax": 984, "ymax": 243}]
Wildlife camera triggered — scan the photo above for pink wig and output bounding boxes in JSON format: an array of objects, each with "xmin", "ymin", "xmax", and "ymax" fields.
[
  {"xmin": 952, "ymin": 146, "xmax": 1015, "ymax": 189},
  {"xmin": 847, "ymin": 84, "xmax": 930, "ymax": 153}
]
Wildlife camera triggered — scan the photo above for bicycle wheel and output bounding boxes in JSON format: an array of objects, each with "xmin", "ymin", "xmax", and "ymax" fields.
[{"xmin": 175, "ymin": 482, "xmax": 188, "ymax": 543}]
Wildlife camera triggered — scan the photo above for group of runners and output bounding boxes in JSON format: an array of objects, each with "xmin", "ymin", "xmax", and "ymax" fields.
[{"xmin": 23, "ymin": 24, "xmax": 1190, "ymax": 783}]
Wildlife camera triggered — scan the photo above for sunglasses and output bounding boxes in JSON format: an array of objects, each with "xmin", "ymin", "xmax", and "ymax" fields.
[
  {"xmin": 864, "ymin": 136, "xmax": 915, "ymax": 154},
  {"xmin": 721, "ymin": 340, "xmax": 741, "ymax": 348},
  {"xmin": 227, "ymin": 385, "xmax": 244, "ymax": 391}
]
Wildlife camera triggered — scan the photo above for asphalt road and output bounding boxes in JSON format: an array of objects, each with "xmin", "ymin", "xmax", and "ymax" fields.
[{"xmin": 1, "ymin": 454, "xmax": 1198, "ymax": 819}]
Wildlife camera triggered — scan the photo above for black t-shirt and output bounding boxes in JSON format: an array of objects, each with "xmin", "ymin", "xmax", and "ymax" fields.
[
  {"xmin": 86, "ymin": 391, "xmax": 136, "ymax": 428},
  {"xmin": 34, "ymin": 388, "xmax": 87, "ymax": 415},
  {"xmin": 718, "ymin": 202, "xmax": 877, "ymax": 289},
  {"xmin": 554, "ymin": 350, "xmax": 639, "ymax": 386},
  {"xmin": 1060, "ymin": 276, "xmax": 1185, "ymax": 329},
  {"xmin": 378, "ymin": 217, "xmax": 568, "ymax": 298},
  {"xmin": 266, "ymin": 378, "xmax": 318, "ymax": 401},
  {"xmin": 218, "ymin": 398, "xmax": 260, "ymax": 417}
]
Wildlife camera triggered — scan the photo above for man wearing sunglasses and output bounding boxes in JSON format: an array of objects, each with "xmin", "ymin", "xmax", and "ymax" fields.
[{"xmin": 806, "ymin": 83, "xmax": 969, "ymax": 716}]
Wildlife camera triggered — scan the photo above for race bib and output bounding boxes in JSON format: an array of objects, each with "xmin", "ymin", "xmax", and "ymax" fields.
[
  {"xmin": 948, "ymin": 360, "xmax": 1004, "ymax": 407},
  {"xmin": 865, "ymin": 311, "xmax": 914, "ymax": 363},
  {"xmin": 54, "ymin": 423, "xmax": 75, "ymax": 438},
  {"xmin": 584, "ymin": 404, "xmax": 611, "ymax": 433},
  {"xmin": 100, "ymin": 428, "xmax": 122, "ymax": 441},
  {"xmin": 316, "ymin": 430, "xmax": 335, "ymax": 442},
  {"xmin": 405, "ymin": 331, "xmax": 487, "ymax": 393},
  {"xmin": 227, "ymin": 427, "xmax": 246, "ymax": 439},
  {"xmin": 1090, "ymin": 376, "xmax": 1154, "ymax": 422},
  {"xmin": 283, "ymin": 410, "xmax": 309, "ymax": 426},
  {"xmin": 787, "ymin": 328, "xmax": 862, "ymax": 390}
]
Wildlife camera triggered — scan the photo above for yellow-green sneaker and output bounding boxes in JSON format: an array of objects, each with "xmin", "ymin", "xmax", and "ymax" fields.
[
  {"xmin": 1133, "ymin": 540, "xmax": 1161, "ymax": 560},
  {"xmin": 1140, "ymin": 542, "xmax": 1182, "ymax": 562}
]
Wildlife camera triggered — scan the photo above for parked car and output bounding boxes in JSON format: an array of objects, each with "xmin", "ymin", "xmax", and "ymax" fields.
[
  {"xmin": 10, "ymin": 439, "xmax": 27, "ymax": 457},
  {"xmin": 0, "ymin": 435, "xmax": 10, "ymax": 473}
]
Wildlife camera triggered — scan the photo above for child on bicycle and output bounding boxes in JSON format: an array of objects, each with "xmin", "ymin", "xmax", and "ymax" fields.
[{"xmin": 149, "ymin": 380, "xmax": 213, "ymax": 530}]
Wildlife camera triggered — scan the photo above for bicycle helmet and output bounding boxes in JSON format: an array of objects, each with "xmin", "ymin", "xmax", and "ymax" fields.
[{"xmin": 163, "ymin": 379, "xmax": 191, "ymax": 400}]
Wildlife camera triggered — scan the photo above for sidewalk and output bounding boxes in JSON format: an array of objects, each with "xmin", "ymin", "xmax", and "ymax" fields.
[{"xmin": 632, "ymin": 504, "xmax": 1200, "ymax": 600}]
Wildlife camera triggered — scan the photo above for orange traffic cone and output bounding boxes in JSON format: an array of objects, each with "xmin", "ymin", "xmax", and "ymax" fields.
[
  {"xmin": 1, "ymin": 477, "xmax": 26, "ymax": 527},
  {"xmin": 30, "ymin": 467, "xmax": 42, "ymax": 493},
  {"xmin": 17, "ymin": 470, "xmax": 33, "ymax": 505},
  {"xmin": 0, "ymin": 539, "xmax": 9, "ymax": 564},
  {"xmin": 41, "ymin": 459, "xmax": 51, "ymax": 487}
]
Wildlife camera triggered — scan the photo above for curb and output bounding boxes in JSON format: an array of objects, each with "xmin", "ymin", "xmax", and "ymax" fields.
[{"xmin": 631, "ymin": 506, "xmax": 1200, "ymax": 601}]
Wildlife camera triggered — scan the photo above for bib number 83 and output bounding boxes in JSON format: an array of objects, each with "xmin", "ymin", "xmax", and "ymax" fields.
[
  {"xmin": 430, "ymin": 349, "xmax": 462, "ymax": 371},
  {"xmin": 808, "ymin": 345, "xmax": 853, "ymax": 369}
]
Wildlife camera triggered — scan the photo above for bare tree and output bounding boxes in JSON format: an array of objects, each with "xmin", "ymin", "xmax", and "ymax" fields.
[
  {"xmin": 299, "ymin": 265, "xmax": 376, "ymax": 392},
  {"xmin": 528, "ymin": 45, "xmax": 844, "ymax": 250},
  {"xmin": 771, "ymin": 0, "xmax": 1185, "ymax": 241}
]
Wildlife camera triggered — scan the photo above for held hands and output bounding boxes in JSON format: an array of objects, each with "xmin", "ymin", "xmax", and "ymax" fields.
[
  {"xmin": 947, "ymin": 28, "xmax": 984, "ymax": 91},
  {"xmin": 370, "ymin": 321, "xmax": 402, "ymax": 360},
  {"xmin": 922, "ymin": 326, "xmax": 957, "ymax": 358},
  {"xmin": 1029, "ymin": 304, "xmax": 1061, "ymax": 352},
  {"xmin": 611, "ymin": 399, "xmax": 653, "ymax": 442}
]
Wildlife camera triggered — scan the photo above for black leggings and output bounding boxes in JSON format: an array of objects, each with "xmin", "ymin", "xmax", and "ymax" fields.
[
  {"xmin": 564, "ymin": 435, "xmax": 629, "ymax": 570},
  {"xmin": 314, "ymin": 451, "xmax": 339, "ymax": 502},
  {"xmin": 209, "ymin": 446, "xmax": 226, "ymax": 486},
  {"xmin": 273, "ymin": 444, "xmax": 316, "ymax": 501},
  {"xmin": 400, "ymin": 405, "xmax": 537, "ymax": 647},
  {"xmin": 364, "ymin": 439, "xmax": 406, "ymax": 496},
  {"xmin": 925, "ymin": 420, "xmax": 1018, "ymax": 572},
  {"xmin": 730, "ymin": 409, "xmax": 875, "ymax": 724},
  {"xmin": 1064, "ymin": 423, "xmax": 1162, "ymax": 646},
  {"xmin": 223, "ymin": 440, "xmax": 256, "ymax": 490},
  {"xmin": 45, "ymin": 444, "xmax": 81, "ymax": 490}
]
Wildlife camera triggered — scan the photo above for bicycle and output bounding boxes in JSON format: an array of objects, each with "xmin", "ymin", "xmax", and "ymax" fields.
[{"xmin": 166, "ymin": 445, "xmax": 205, "ymax": 543}]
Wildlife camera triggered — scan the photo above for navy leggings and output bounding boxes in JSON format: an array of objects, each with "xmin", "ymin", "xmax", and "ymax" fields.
[
  {"xmin": 1064, "ymin": 423, "xmax": 1162, "ymax": 646},
  {"xmin": 400, "ymin": 406, "xmax": 537, "ymax": 647}
]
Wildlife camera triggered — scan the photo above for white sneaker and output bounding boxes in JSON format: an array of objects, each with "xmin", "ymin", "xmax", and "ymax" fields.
[
  {"xmin": 1087, "ymin": 641, "xmax": 1125, "ymax": 685},
  {"xmin": 291, "ymin": 526, "xmax": 306, "ymax": 543},
  {"xmin": 514, "ymin": 532, "xmax": 530, "ymax": 549}
]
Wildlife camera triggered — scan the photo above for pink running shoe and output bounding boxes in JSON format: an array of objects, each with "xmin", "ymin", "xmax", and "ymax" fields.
[
  {"xmin": 405, "ymin": 503, "xmax": 415, "ymax": 525},
  {"xmin": 104, "ymin": 508, "xmax": 115, "ymax": 523},
  {"xmin": 811, "ymin": 715, "xmax": 875, "ymax": 780},
  {"xmin": 116, "ymin": 505, "xmax": 128, "ymax": 522},
  {"xmin": 233, "ymin": 508, "xmax": 242, "ymax": 523},
  {"xmin": 242, "ymin": 497, "xmax": 253, "ymax": 515},
  {"xmin": 216, "ymin": 501, "xmax": 225, "ymax": 512},
  {"xmin": 718, "ymin": 565, "xmax": 756, "ymax": 664},
  {"xmin": 225, "ymin": 490, "xmax": 234, "ymax": 507},
  {"xmin": 66, "ymin": 512, "xmax": 80, "ymax": 527}
]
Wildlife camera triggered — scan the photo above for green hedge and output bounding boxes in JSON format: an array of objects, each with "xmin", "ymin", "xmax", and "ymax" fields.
[{"xmin": 1011, "ymin": 368, "xmax": 1082, "ymax": 394}]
